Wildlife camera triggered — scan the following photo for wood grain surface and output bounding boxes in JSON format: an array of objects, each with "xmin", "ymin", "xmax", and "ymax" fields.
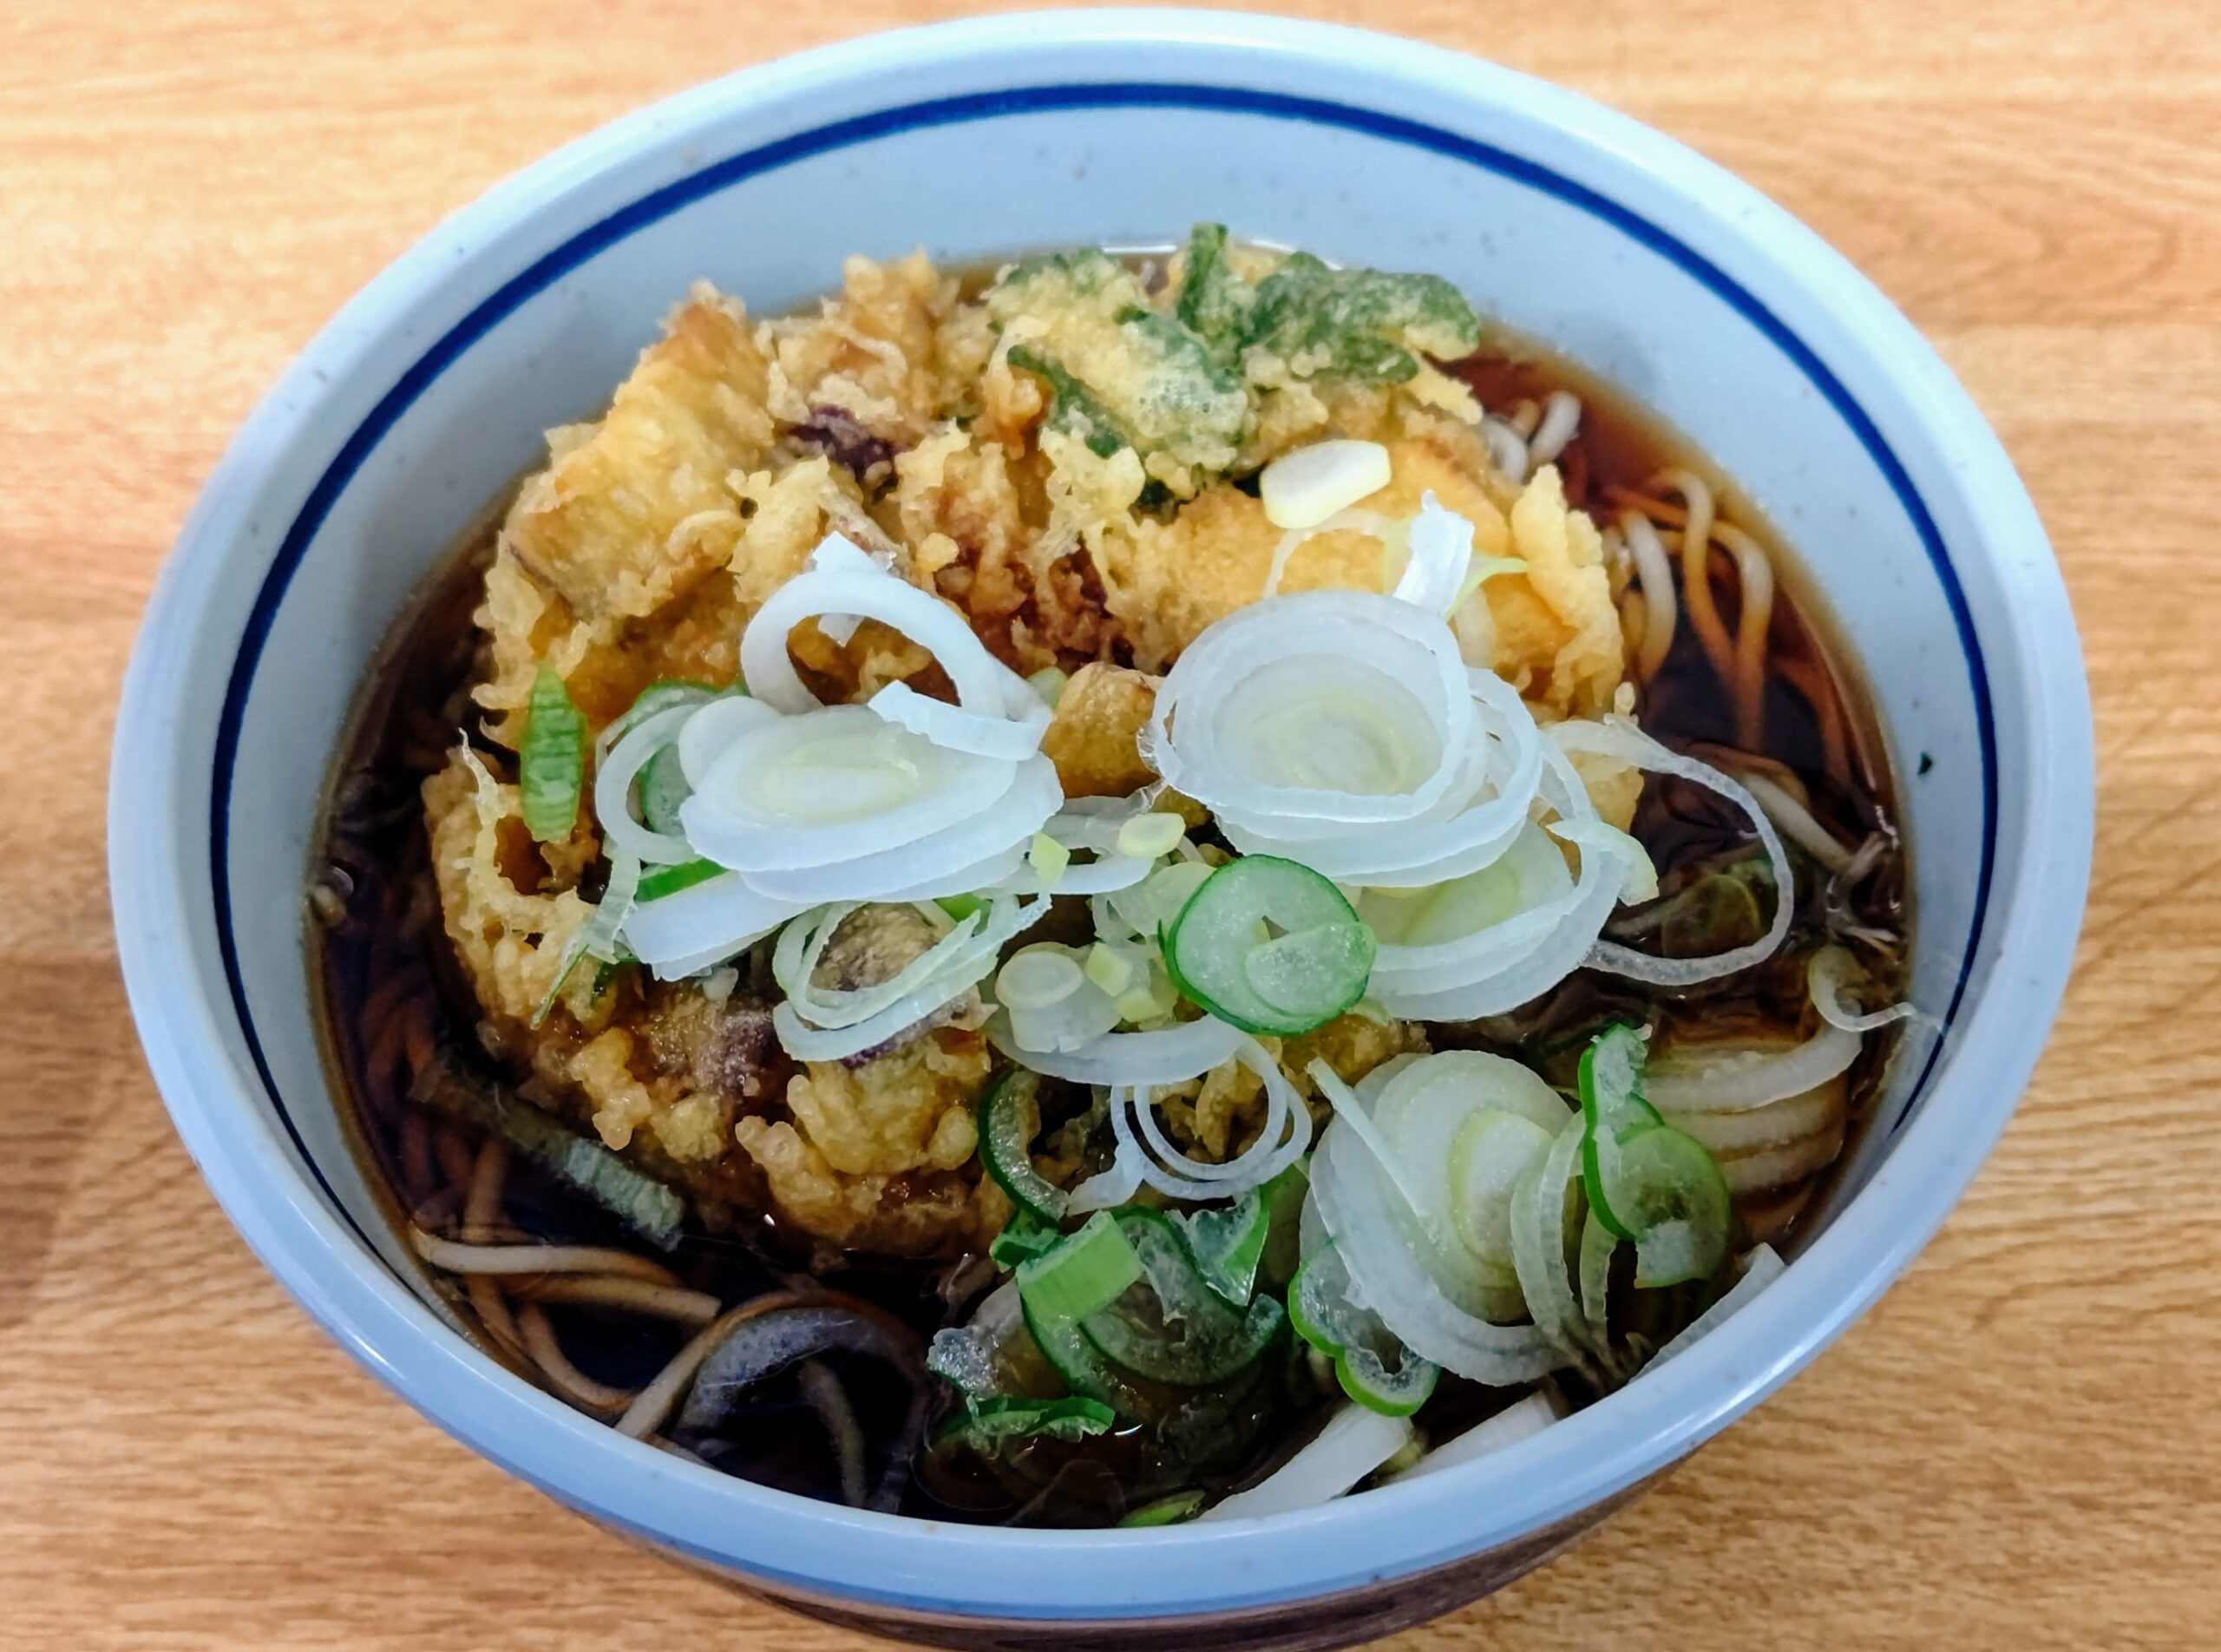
[{"xmin": 4, "ymin": 1, "xmax": 2215, "ymax": 1646}]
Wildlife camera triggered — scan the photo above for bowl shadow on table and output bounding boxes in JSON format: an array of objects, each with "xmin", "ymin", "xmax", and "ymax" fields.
[
  {"xmin": 643, "ymin": 1465, "xmax": 1668, "ymax": 1652},
  {"xmin": 0, "ymin": 963, "xmax": 129, "ymax": 1324}
]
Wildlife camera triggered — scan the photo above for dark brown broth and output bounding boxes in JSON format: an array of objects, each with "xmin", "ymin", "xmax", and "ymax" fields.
[{"xmin": 313, "ymin": 316, "xmax": 1908, "ymax": 1524}]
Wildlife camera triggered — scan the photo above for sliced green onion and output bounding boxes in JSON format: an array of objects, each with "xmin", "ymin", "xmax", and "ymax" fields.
[
  {"xmin": 1576, "ymin": 1025, "xmax": 1729, "ymax": 1288},
  {"xmin": 635, "ymin": 857, "xmax": 723, "ymax": 903},
  {"xmin": 995, "ymin": 944, "xmax": 1084, "ymax": 1010},
  {"xmin": 1116, "ymin": 987, "xmax": 1173, "ymax": 1026},
  {"xmin": 1083, "ymin": 941, "xmax": 1136, "ymax": 999},
  {"xmin": 409, "ymin": 1051, "xmax": 685, "ymax": 1248},
  {"xmin": 1114, "ymin": 810, "xmax": 1187, "ymax": 860},
  {"xmin": 927, "ymin": 1329, "xmax": 999, "ymax": 1400},
  {"xmin": 1027, "ymin": 665, "xmax": 1070, "ymax": 707},
  {"xmin": 1245, "ymin": 923, "xmax": 1376, "ymax": 1019},
  {"xmin": 532, "ymin": 849, "xmax": 640, "ymax": 1028},
  {"xmin": 1119, "ymin": 1490, "xmax": 1207, "ymax": 1527},
  {"xmin": 520, "ymin": 666, "xmax": 586, "ymax": 842},
  {"xmin": 1029, "ymin": 831, "xmax": 1072, "ymax": 888},
  {"xmin": 1164, "ymin": 856, "xmax": 1375, "ymax": 1035},
  {"xmin": 609, "ymin": 677, "xmax": 719, "ymax": 741},
  {"xmin": 1549, "ymin": 817, "xmax": 1659, "ymax": 904},
  {"xmin": 927, "ymin": 1282, "xmax": 1047, "ymax": 1401},
  {"xmin": 1068, "ymin": 938, "xmax": 1168, "ymax": 1027},
  {"xmin": 1104, "ymin": 858, "xmax": 1214, "ymax": 943},
  {"xmin": 989, "ymin": 1210, "xmax": 1062, "ymax": 1270},
  {"xmin": 592, "ymin": 678, "xmax": 724, "ymax": 852},
  {"xmin": 1256, "ymin": 1157, "xmax": 1312, "ymax": 1293},
  {"xmin": 1445, "ymin": 1108, "xmax": 1556, "ymax": 1272},
  {"xmin": 1616, "ymin": 1127, "xmax": 1732, "ymax": 1287},
  {"xmin": 978, "ymin": 1068, "xmax": 1070, "ymax": 1226},
  {"xmin": 1180, "ymin": 1191, "xmax": 1272, "ymax": 1307},
  {"xmin": 1016, "ymin": 1210, "xmax": 1143, "ymax": 1324},
  {"xmin": 1019, "ymin": 1295, "xmax": 1153, "ymax": 1417},
  {"xmin": 956, "ymin": 1393, "xmax": 1116, "ymax": 1445},
  {"xmin": 1336, "ymin": 1340, "xmax": 1440, "ymax": 1416},
  {"xmin": 1287, "ymin": 1241, "xmax": 1368, "ymax": 1357},
  {"xmin": 1079, "ymin": 1210, "xmax": 1283, "ymax": 1386},
  {"xmin": 995, "ymin": 941, "xmax": 1122, "ymax": 1055},
  {"xmin": 1288, "ymin": 1242, "xmax": 1438, "ymax": 1417},
  {"xmin": 638, "ymin": 744, "xmax": 691, "ymax": 835},
  {"xmin": 989, "ymin": 1223, "xmax": 1059, "ymax": 1271},
  {"xmin": 1577, "ymin": 1024, "xmax": 1665, "ymax": 1242}
]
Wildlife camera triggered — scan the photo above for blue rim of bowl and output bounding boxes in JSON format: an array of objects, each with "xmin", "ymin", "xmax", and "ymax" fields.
[{"xmin": 167, "ymin": 67, "xmax": 2016, "ymax": 1619}]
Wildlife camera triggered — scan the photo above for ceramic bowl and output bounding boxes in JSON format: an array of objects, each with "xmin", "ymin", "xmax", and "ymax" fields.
[{"xmin": 109, "ymin": 11, "xmax": 2092, "ymax": 1648}]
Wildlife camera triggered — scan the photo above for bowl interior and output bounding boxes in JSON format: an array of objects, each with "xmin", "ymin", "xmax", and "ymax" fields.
[{"xmin": 114, "ymin": 11, "xmax": 2080, "ymax": 1627}]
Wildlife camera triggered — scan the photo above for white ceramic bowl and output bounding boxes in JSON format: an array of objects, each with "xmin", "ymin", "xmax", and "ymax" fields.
[{"xmin": 108, "ymin": 11, "xmax": 2092, "ymax": 1647}]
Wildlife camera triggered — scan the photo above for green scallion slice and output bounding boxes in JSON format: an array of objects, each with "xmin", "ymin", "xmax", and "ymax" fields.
[
  {"xmin": 1016, "ymin": 1210, "xmax": 1143, "ymax": 1324},
  {"xmin": 635, "ymin": 858, "xmax": 723, "ymax": 903},
  {"xmin": 1163, "ymin": 856, "xmax": 1374, "ymax": 1035},
  {"xmin": 1256, "ymin": 1157, "xmax": 1312, "ymax": 1294},
  {"xmin": 519, "ymin": 666, "xmax": 586, "ymax": 842},
  {"xmin": 1288, "ymin": 1241, "xmax": 1439, "ymax": 1417},
  {"xmin": 1180, "ymin": 1191, "xmax": 1272, "ymax": 1307},
  {"xmin": 1576, "ymin": 1025, "xmax": 1730, "ymax": 1288},
  {"xmin": 989, "ymin": 1210, "xmax": 1062, "ymax": 1270},
  {"xmin": 957, "ymin": 1394, "xmax": 1117, "ymax": 1445},
  {"xmin": 977, "ymin": 1068, "xmax": 1070, "ymax": 1227},
  {"xmin": 1614, "ymin": 1126, "xmax": 1732, "ymax": 1288},
  {"xmin": 1576, "ymin": 1024, "xmax": 1665, "ymax": 1242},
  {"xmin": 1118, "ymin": 1490, "xmax": 1207, "ymax": 1527},
  {"xmin": 409, "ymin": 1051, "xmax": 685, "ymax": 1249},
  {"xmin": 599, "ymin": 678, "xmax": 720, "ymax": 756},
  {"xmin": 1079, "ymin": 1210, "xmax": 1284, "ymax": 1386},
  {"xmin": 1019, "ymin": 1293, "xmax": 1153, "ymax": 1417}
]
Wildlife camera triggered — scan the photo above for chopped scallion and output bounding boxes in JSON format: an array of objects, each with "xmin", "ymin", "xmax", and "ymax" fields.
[
  {"xmin": 977, "ymin": 1068, "xmax": 1070, "ymax": 1227},
  {"xmin": 1119, "ymin": 1490, "xmax": 1207, "ymax": 1526},
  {"xmin": 1163, "ymin": 856, "xmax": 1374, "ymax": 1035},
  {"xmin": 1029, "ymin": 831, "xmax": 1072, "ymax": 888},
  {"xmin": 989, "ymin": 1210, "xmax": 1063, "ymax": 1270},
  {"xmin": 1113, "ymin": 810, "xmax": 1186, "ymax": 860},
  {"xmin": 1016, "ymin": 1210, "xmax": 1142, "ymax": 1324},
  {"xmin": 1083, "ymin": 941, "xmax": 1136, "ymax": 1000},
  {"xmin": 958, "ymin": 1394, "xmax": 1116, "ymax": 1445},
  {"xmin": 635, "ymin": 857, "xmax": 723, "ymax": 903},
  {"xmin": 519, "ymin": 666, "xmax": 586, "ymax": 842}
]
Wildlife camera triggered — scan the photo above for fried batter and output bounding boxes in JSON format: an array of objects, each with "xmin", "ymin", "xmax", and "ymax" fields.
[{"xmin": 426, "ymin": 244, "xmax": 1637, "ymax": 1262}]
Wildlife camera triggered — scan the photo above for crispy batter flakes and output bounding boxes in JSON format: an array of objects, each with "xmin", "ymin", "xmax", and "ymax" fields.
[{"xmin": 425, "ymin": 247, "xmax": 1635, "ymax": 1259}]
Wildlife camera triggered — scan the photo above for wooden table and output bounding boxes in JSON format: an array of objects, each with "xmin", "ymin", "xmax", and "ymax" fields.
[{"xmin": 5, "ymin": 1, "xmax": 2214, "ymax": 1645}]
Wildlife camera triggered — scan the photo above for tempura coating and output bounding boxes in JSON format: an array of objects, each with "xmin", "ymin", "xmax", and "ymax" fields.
[
  {"xmin": 502, "ymin": 288, "xmax": 772, "ymax": 624},
  {"xmin": 1040, "ymin": 663, "xmax": 1160, "ymax": 799},
  {"xmin": 737, "ymin": 1033, "xmax": 1009, "ymax": 1258},
  {"xmin": 427, "ymin": 238, "xmax": 1644, "ymax": 1262}
]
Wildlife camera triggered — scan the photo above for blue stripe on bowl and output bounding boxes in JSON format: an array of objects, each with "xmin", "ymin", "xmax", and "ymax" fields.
[{"xmin": 210, "ymin": 81, "xmax": 1996, "ymax": 1270}]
